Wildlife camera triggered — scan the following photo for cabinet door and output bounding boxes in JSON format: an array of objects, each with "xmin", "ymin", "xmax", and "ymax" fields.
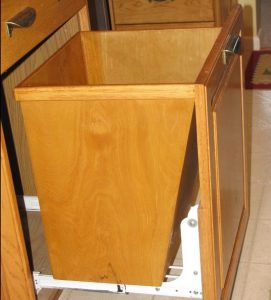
[
  {"xmin": 212, "ymin": 54, "xmax": 245, "ymax": 286},
  {"xmin": 196, "ymin": 5, "xmax": 249, "ymax": 300},
  {"xmin": 1, "ymin": 125, "xmax": 36, "ymax": 300}
]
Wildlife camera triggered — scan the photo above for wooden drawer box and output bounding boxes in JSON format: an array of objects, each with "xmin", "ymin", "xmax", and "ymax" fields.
[
  {"xmin": 1, "ymin": 0, "xmax": 86, "ymax": 73},
  {"xmin": 15, "ymin": 6, "xmax": 248, "ymax": 298}
]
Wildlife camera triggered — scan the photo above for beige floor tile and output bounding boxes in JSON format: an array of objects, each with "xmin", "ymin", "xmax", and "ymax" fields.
[
  {"xmin": 59, "ymin": 289, "xmax": 194, "ymax": 300},
  {"xmin": 250, "ymin": 182, "xmax": 271, "ymax": 220},
  {"xmin": 251, "ymin": 113, "xmax": 271, "ymax": 154},
  {"xmin": 152, "ymin": 296, "xmax": 190, "ymax": 300},
  {"xmin": 27, "ymin": 211, "xmax": 52, "ymax": 274},
  {"xmin": 257, "ymin": 182, "xmax": 271, "ymax": 220},
  {"xmin": 231, "ymin": 263, "xmax": 271, "ymax": 300},
  {"xmin": 60, "ymin": 290, "xmax": 155, "ymax": 300},
  {"xmin": 240, "ymin": 219, "xmax": 271, "ymax": 264},
  {"xmin": 249, "ymin": 183, "xmax": 265, "ymax": 219},
  {"xmin": 250, "ymin": 152, "xmax": 271, "ymax": 184}
]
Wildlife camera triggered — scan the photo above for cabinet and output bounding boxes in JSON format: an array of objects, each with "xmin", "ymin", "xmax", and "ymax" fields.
[
  {"xmin": 108, "ymin": 0, "xmax": 238, "ymax": 30},
  {"xmin": 14, "ymin": 5, "xmax": 249, "ymax": 299}
]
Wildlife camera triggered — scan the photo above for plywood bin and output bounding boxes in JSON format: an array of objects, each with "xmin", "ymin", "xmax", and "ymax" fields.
[
  {"xmin": 14, "ymin": 6, "xmax": 251, "ymax": 299},
  {"xmin": 15, "ymin": 30, "xmax": 212, "ymax": 285}
]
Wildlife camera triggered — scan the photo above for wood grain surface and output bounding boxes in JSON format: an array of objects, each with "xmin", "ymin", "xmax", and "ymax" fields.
[
  {"xmin": 108, "ymin": 0, "xmax": 237, "ymax": 30},
  {"xmin": 1, "ymin": 0, "xmax": 87, "ymax": 73},
  {"xmin": 1, "ymin": 125, "xmax": 35, "ymax": 300},
  {"xmin": 14, "ymin": 6, "xmax": 248, "ymax": 296},
  {"xmin": 195, "ymin": 5, "xmax": 249, "ymax": 300},
  {"xmin": 14, "ymin": 28, "xmax": 219, "ymax": 284},
  {"xmin": 110, "ymin": 0, "xmax": 214, "ymax": 25},
  {"xmin": 19, "ymin": 95, "xmax": 195, "ymax": 285},
  {"xmin": 213, "ymin": 55, "xmax": 244, "ymax": 287},
  {"xmin": 2, "ymin": 11, "xmax": 87, "ymax": 196},
  {"xmin": 80, "ymin": 29, "xmax": 220, "ymax": 85}
]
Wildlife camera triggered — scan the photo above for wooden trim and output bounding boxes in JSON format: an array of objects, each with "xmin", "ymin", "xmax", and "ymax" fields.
[
  {"xmin": 195, "ymin": 84, "xmax": 220, "ymax": 300},
  {"xmin": 15, "ymin": 84, "xmax": 196, "ymax": 102},
  {"xmin": 108, "ymin": 0, "xmax": 116, "ymax": 30},
  {"xmin": 113, "ymin": 22, "xmax": 215, "ymax": 30},
  {"xmin": 77, "ymin": 4, "xmax": 91, "ymax": 31},
  {"xmin": 1, "ymin": 124, "xmax": 36, "ymax": 300},
  {"xmin": 197, "ymin": 5, "xmax": 242, "ymax": 84},
  {"xmin": 195, "ymin": 5, "xmax": 247, "ymax": 300},
  {"xmin": 220, "ymin": 44, "xmax": 249, "ymax": 300}
]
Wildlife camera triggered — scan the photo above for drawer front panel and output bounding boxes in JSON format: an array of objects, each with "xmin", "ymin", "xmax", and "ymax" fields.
[
  {"xmin": 1, "ymin": 0, "xmax": 86, "ymax": 72},
  {"xmin": 111, "ymin": 0, "xmax": 214, "ymax": 25}
]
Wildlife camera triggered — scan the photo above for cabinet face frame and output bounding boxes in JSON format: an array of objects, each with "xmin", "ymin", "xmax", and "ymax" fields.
[{"xmin": 195, "ymin": 5, "xmax": 249, "ymax": 300}]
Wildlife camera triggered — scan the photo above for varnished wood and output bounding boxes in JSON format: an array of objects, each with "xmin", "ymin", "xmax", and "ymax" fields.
[
  {"xmin": 15, "ymin": 84, "xmax": 196, "ymax": 101},
  {"xmin": 2, "ymin": 13, "xmax": 84, "ymax": 195},
  {"xmin": 112, "ymin": 22, "xmax": 215, "ymax": 31},
  {"xmin": 14, "ymin": 30, "xmax": 209, "ymax": 285},
  {"xmin": 77, "ymin": 4, "xmax": 91, "ymax": 31},
  {"xmin": 214, "ymin": 0, "xmax": 238, "ymax": 26},
  {"xmin": 1, "ymin": 125, "xmax": 36, "ymax": 300},
  {"xmin": 18, "ymin": 94, "xmax": 195, "ymax": 285},
  {"xmin": 14, "ymin": 5, "xmax": 248, "ymax": 297},
  {"xmin": 1, "ymin": 0, "xmax": 87, "ymax": 73},
  {"xmin": 220, "ymin": 49, "xmax": 249, "ymax": 300},
  {"xmin": 109, "ymin": 0, "xmax": 238, "ymax": 30},
  {"xmin": 110, "ymin": 0, "xmax": 214, "ymax": 25},
  {"xmin": 195, "ymin": 5, "xmax": 248, "ymax": 300},
  {"xmin": 213, "ymin": 55, "xmax": 244, "ymax": 286},
  {"xmin": 80, "ymin": 29, "xmax": 220, "ymax": 85}
]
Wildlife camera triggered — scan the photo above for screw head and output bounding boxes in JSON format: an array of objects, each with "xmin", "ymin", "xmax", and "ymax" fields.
[{"xmin": 188, "ymin": 218, "xmax": 197, "ymax": 227}]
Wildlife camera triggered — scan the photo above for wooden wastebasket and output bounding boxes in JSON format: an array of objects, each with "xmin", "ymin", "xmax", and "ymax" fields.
[{"xmin": 15, "ymin": 6, "xmax": 249, "ymax": 297}]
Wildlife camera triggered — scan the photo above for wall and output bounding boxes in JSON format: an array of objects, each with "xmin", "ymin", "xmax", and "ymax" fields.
[{"xmin": 238, "ymin": 0, "xmax": 261, "ymax": 36}]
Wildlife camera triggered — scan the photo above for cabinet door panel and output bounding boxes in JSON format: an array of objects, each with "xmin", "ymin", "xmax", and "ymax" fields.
[
  {"xmin": 213, "ymin": 55, "xmax": 245, "ymax": 285},
  {"xmin": 195, "ymin": 6, "xmax": 249, "ymax": 299}
]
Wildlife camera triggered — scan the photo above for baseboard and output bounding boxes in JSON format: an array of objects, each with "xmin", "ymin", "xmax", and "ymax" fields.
[{"xmin": 242, "ymin": 35, "xmax": 261, "ymax": 51}]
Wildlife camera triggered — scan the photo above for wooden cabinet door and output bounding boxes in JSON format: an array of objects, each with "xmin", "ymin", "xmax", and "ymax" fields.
[
  {"xmin": 212, "ymin": 54, "xmax": 245, "ymax": 286},
  {"xmin": 196, "ymin": 5, "xmax": 249, "ymax": 300},
  {"xmin": 1, "ymin": 125, "xmax": 36, "ymax": 300}
]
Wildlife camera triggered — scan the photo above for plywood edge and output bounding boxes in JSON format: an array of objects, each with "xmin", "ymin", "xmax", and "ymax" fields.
[
  {"xmin": 113, "ymin": 22, "xmax": 216, "ymax": 31},
  {"xmin": 14, "ymin": 84, "xmax": 195, "ymax": 102}
]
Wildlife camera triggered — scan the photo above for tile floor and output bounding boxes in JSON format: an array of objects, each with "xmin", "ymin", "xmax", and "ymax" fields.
[
  {"xmin": 231, "ymin": 90, "xmax": 271, "ymax": 300},
  {"xmin": 55, "ymin": 90, "xmax": 271, "ymax": 300}
]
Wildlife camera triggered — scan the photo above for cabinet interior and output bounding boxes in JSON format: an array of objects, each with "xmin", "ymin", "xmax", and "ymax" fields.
[{"xmin": 20, "ymin": 28, "xmax": 221, "ymax": 87}]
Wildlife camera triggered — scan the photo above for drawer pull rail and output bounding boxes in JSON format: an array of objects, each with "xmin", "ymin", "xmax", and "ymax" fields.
[
  {"xmin": 5, "ymin": 7, "xmax": 36, "ymax": 38},
  {"xmin": 222, "ymin": 35, "xmax": 241, "ymax": 65},
  {"xmin": 33, "ymin": 205, "xmax": 202, "ymax": 298}
]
